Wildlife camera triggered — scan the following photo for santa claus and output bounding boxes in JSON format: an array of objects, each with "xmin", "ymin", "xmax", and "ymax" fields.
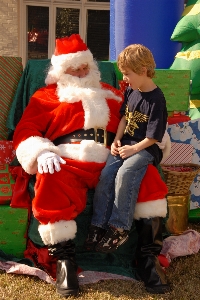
[{"xmin": 13, "ymin": 34, "xmax": 170, "ymax": 297}]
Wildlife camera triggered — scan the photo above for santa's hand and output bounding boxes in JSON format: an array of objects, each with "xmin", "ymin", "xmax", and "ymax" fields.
[{"xmin": 37, "ymin": 150, "xmax": 66, "ymax": 174}]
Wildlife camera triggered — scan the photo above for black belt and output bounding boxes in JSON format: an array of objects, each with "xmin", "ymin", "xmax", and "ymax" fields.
[{"xmin": 53, "ymin": 128, "xmax": 115, "ymax": 147}]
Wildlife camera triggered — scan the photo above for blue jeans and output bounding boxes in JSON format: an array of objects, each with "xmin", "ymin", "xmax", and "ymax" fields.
[{"xmin": 91, "ymin": 149, "xmax": 154, "ymax": 230}]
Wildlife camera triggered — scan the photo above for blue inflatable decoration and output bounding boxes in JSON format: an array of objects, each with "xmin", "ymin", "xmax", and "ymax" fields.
[{"xmin": 110, "ymin": 0, "xmax": 185, "ymax": 68}]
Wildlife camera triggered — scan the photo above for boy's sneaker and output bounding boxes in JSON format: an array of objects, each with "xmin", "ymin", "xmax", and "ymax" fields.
[
  {"xmin": 84, "ymin": 225, "xmax": 106, "ymax": 251},
  {"xmin": 95, "ymin": 226, "xmax": 129, "ymax": 253}
]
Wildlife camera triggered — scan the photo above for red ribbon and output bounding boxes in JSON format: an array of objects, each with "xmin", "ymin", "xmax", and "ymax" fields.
[
  {"xmin": 9, "ymin": 166, "xmax": 32, "ymax": 209},
  {"xmin": 24, "ymin": 239, "xmax": 57, "ymax": 280}
]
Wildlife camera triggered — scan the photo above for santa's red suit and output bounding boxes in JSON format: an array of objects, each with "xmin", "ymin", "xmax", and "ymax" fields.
[
  {"xmin": 13, "ymin": 81, "xmax": 169, "ymax": 245},
  {"xmin": 13, "ymin": 34, "xmax": 169, "ymax": 247},
  {"xmin": 13, "ymin": 80, "xmax": 125, "ymax": 243}
]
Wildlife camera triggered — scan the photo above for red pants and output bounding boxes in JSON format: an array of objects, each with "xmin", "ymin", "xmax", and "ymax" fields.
[
  {"xmin": 32, "ymin": 159, "xmax": 167, "ymax": 225},
  {"xmin": 32, "ymin": 159, "xmax": 105, "ymax": 224}
]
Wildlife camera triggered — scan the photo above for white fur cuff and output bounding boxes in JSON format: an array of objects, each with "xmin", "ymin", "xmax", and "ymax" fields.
[
  {"xmin": 38, "ymin": 220, "xmax": 77, "ymax": 245},
  {"xmin": 134, "ymin": 198, "xmax": 167, "ymax": 220},
  {"xmin": 158, "ymin": 131, "xmax": 172, "ymax": 163},
  {"xmin": 16, "ymin": 136, "xmax": 61, "ymax": 175},
  {"xmin": 58, "ymin": 140, "xmax": 110, "ymax": 163}
]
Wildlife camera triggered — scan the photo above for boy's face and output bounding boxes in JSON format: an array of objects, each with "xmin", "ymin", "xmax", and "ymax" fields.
[{"xmin": 121, "ymin": 67, "xmax": 146, "ymax": 90}]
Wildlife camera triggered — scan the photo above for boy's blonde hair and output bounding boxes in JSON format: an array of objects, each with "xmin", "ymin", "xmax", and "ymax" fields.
[{"xmin": 117, "ymin": 44, "xmax": 156, "ymax": 78}]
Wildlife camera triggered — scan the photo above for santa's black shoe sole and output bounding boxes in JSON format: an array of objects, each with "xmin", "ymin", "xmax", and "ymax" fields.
[
  {"xmin": 146, "ymin": 285, "xmax": 170, "ymax": 294},
  {"xmin": 57, "ymin": 287, "xmax": 79, "ymax": 297}
]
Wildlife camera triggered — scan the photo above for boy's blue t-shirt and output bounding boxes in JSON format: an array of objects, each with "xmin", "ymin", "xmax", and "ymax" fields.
[{"xmin": 120, "ymin": 86, "xmax": 168, "ymax": 166}]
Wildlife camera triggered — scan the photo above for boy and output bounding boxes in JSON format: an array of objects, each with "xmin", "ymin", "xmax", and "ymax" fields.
[{"xmin": 85, "ymin": 44, "xmax": 170, "ymax": 294}]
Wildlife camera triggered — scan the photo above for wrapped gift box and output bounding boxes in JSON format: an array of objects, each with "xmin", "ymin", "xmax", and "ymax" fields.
[
  {"xmin": 0, "ymin": 141, "xmax": 16, "ymax": 205},
  {"xmin": 167, "ymin": 113, "xmax": 191, "ymax": 125},
  {"xmin": 168, "ymin": 118, "xmax": 200, "ymax": 215},
  {"xmin": 153, "ymin": 69, "xmax": 191, "ymax": 112},
  {"xmin": 118, "ymin": 80, "xmax": 129, "ymax": 94},
  {"xmin": 0, "ymin": 140, "xmax": 15, "ymax": 164},
  {"xmin": 189, "ymin": 208, "xmax": 200, "ymax": 222},
  {"xmin": 0, "ymin": 205, "xmax": 28, "ymax": 258},
  {"xmin": 0, "ymin": 164, "xmax": 15, "ymax": 205},
  {"xmin": 0, "ymin": 57, "xmax": 23, "ymax": 140},
  {"xmin": 161, "ymin": 142, "xmax": 193, "ymax": 165},
  {"xmin": 0, "ymin": 172, "xmax": 10, "ymax": 184}
]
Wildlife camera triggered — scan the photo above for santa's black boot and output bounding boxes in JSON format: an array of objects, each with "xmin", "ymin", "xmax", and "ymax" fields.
[
  {"xmin": 48, "ymin": 240, "xmax": 79, "ymax": 297},
  {"xmin": 134, "ymin": 217, "xmax": 170, "ymax": 294}
]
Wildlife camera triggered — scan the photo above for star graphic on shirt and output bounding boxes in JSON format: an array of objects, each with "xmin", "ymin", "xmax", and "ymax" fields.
[{"xmin": 125, "ymin": 110, "xmax": 149, "ymax": 136}]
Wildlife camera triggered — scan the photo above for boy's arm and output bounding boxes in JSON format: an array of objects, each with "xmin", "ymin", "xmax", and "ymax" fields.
[
  {"xmin": 118, "ymin": 137, "xmax": 157, "ymax": 159},
  {"xmin": 132, "ymin": 137, "xmax": 157, "ymax": 152},
  {"xmin": 111, "ymin": 116, "xmax": 126, "ymax": 156}
]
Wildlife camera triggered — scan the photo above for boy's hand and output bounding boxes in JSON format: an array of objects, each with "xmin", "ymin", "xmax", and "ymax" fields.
[
  {"xmin": 111, "ymin": 140, "xmax": 121, "ymax": 156},
  {"xmin": 118, "ymin": 145, "xmax": 137, "ymax": 159}
]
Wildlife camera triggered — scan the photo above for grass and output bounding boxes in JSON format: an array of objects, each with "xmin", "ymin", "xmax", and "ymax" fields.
[{"xmin": 0, "ymin": 223, "xmax": 200, "ymax": 300}]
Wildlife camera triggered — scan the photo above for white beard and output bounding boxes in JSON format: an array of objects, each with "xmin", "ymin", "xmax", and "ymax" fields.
[
  {"xmin": 56, "ymin": 68, "xmax": 101, "ymax": 103},
  {"xmin": 55, "ymin": 67, "xmax": 121, "ymax": 129},
  {"xmin": 58, "ymin": 68, "xmax": 101, "ymax": 89},
  {"xmin": 56, "ymin": 69, "xmax": 120, "ymax": 129}
]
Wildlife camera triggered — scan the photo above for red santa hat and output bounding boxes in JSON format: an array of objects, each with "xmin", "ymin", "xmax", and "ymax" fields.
[{"xmin": 51, "ymin": 34, "xmax": 94, "ymax": 70}]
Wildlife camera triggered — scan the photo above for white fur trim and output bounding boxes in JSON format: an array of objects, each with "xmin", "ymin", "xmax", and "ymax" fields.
[
  {"xmin": 134, "ymin": 198, "xmax": 167, "ymax": 220},
  {"xmin": 16, "ymin": 136, "xmax": 61, "ymax": 175},
  {"xmin": 45, "ymin": 50, "xmax": 94, "ymax": 85},
  {"xmin": 58, "ymin": 140, "xmax": 110, "ymax": 163},
  {"xmin": 51, "ymin": 50, "xmax": 93, "ymax": 70},
  {"xmin": 45, "ymin": 57, "xmax": 100, "ymax": 86},
  {"xmin": 82, "ymin": 89, "xmax": 110, "ymax": 129},
  {"xmin": 57, "ymin": 86, "xmax": 121, "ymax": 129},
  {"xmin": 58, "ymin": 86, "xmax": 121, "ymax": 105},
  {"xmin": 160, "ymin": 133, "xmax": 171, "ymax": 163},
  {"xmin": 38, "ymin": 220, "xmax": 77, "ymax": 245}
]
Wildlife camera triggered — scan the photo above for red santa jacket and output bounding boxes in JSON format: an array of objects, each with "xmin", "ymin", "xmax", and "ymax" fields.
[
  {"xmin": 13, "ymin": 82, "xmax": 168, "ymax": 220},
  {"xmin": 13, "ymin": 82, "xmax": 123, "ymax": 174}
]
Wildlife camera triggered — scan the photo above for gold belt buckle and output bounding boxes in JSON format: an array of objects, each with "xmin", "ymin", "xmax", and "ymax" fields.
[{"xmin": 94, "ymin": 127, "xmax": 107, "ymax": 146}]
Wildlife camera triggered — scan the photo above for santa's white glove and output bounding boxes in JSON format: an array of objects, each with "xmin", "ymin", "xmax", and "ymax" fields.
[{"xmin": 37, "ymin": 150, "xmax": 66, "ymax": 174}]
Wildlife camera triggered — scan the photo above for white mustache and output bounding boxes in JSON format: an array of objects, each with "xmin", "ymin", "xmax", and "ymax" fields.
[{"xmin": 58, "ymin": 70, "xmax": 101, "ymax": 89}]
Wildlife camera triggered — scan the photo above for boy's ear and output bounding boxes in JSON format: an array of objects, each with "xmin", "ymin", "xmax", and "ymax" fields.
[{"xmin": 141, "ymin": 66, "xmax": 147, "ymax": 75}]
